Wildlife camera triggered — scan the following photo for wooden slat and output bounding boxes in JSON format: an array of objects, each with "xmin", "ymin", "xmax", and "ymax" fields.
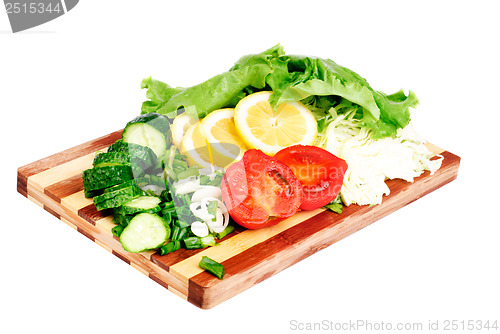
[
  {"xmin": 17, "ymin": 130, "xmax": 461, "ymax": 309},
  {"xmin": 168, "ymin": 209, "xmax": 325, "ymax": 284},
  {"xmin": 187, "ymin": 151, "xmax": 461, "ymax": 308},
  {"xmin": 61, "ymin": 191, "xmax": 93, "ymax": 212},
  {"xmin": 23, "ymin": 183, "xmax": 190, "ymax": 298},
  {"xmin": 28, "ymin": 152, "xmax": 95, "ymax": 193},
  {"xmin": 44, "ymin": 174, "xmax": 84, "ymax": 203},
  {"xmin": 18, "ymin": 130, "xmax": 122, "ymax": 179}
]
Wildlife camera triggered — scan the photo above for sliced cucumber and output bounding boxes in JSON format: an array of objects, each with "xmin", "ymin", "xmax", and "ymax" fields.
[
  {"xmin": 82, "ymin": 165, "xmax": 134, "ymax": 192},
  {"xmin": 122, "ymin": 113, "xmax": 170, "ymax": 159},
  {"xmin": 103, "ymin": 179, "xmax": 140, "ymax": 194},
  {"xmin": 84, "ymin": 188, "xmax": 103, "ymax": 199},
  {"xmin": 107, "ymin": 139, "xmax": 156, "ymax": 169},
  {"xmin": 93, "ymin": 151, "xmax": 131, "ymax": 168},
  {"xmin": 94, "ymin": 184, "xmax": 142, "ymax": 203},
  {"xmin": 115, "ymin": 196, "xmax": 161, "ymax": 215},
  {"xmin": 119, "ymin": 213, "xmax": 170, "ymax": 253},
  {"xmin": 93, "ymin": 185, "xmax": 142, "ymax": 211}
]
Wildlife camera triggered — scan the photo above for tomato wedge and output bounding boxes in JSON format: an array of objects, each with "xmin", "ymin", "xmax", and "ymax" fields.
[
  {"xmin": 274, "ymin": 145, "xmax": 347, "ymax": 211},
  {"xmin": 220, "ymin": 149, "xmax": 303, "ymax": 229}
]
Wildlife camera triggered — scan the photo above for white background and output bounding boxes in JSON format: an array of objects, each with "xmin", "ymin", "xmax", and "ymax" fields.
[{"xmin": 1, "ymin": 1, "xmax": 499, "ymax": 333}]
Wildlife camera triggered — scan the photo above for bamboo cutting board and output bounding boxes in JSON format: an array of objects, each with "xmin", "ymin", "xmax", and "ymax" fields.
[{"xmin": 17, "ymin": 130, "xmax": 460, "ymax": 309}]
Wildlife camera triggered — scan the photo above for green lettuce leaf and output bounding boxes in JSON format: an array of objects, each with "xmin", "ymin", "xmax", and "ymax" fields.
[{"xmin": 141, "ymin": 44, "xmax": 419, "ymax": 138}]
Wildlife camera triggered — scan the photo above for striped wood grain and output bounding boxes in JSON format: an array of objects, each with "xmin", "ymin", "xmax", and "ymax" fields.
[{"xmin": 17, "ymin": 132, "xmax": 461, "ymax": 309}]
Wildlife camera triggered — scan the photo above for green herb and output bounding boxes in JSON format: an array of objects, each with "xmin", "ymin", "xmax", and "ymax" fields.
[{"xmin": 324, "ymin": 194, "xmax": 343, "ymax": 214}]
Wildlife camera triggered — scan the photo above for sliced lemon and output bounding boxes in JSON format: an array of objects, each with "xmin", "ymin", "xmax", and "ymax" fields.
[
  {"xmin": 172, "ymin": 113, "xmax": 197, "ymax": 147},
  {"xmin": 234, "ymin": 91, "xmax": 317, "ymax": 155},
  {"xmin": 200, "ymin": 108, "xmax": 247, "ymax": 167},
  {"xmin": 180, "ymin": 122, "xmax": 212, "ymax": 169}
]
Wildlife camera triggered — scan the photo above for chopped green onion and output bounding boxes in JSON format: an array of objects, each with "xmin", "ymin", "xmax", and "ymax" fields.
[
  {"xmin": 159, "ymin": 240, "xmax": 181, "ymax": 255},
  {"xmin": 216, "ymin": 224, "xmax": 235, "ymax": 239},
  {"xmin": 183, "ymin": 237, "xmax": 203, "ymax": 249},
  {"xmin": 176, "ymin": 166, "xmax": 199, "ymax": 180},
  {"xmin": 207, "ymin": 200, "xmax": 218, "ymax": 222},
  {"xmin": 199, "ymin": 256, "xmax": 225, "ymax": 279},
  {"xmin": 183, "ymin": 235, "xmax": 217, "ymax": 249},
  {"xmin": 111, "ymin": 224, "xmax": 125, "ymax": 238}
]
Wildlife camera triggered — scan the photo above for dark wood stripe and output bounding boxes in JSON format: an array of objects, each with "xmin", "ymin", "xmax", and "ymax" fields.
[
  {"xmin": 43, "ymin": 205, "xmax": 61, "ymax": 220},
  {"xmin": 78, "ymin": 204, "xmax": 112, "ymax": 225},
  {"xmin": 17, "ymin": 171, "xmax": 27, "ymax": 188},
  {"xmin": 149, "ymin": 273, "xmax": 169, "ymax": 290},
  {"xmin": 188, "ymin": 151, "xmax": 461, "ymax": 304},
  {"xmin": 112, "ymin": 250, "xmax": 130, "ymax": 264},
  {"xmin": 151, "ymin": 226, "xmax": 244, "ymax": 272},
  {"xmin": 17, "ymin": 181, "xmax": 28, "ymax": 198},
  {"xmin": 17, "ymin": 129, "xmax": 122, "ymax": 179},
  {"xmin": 77, "ymin": 226, "xmax": 95, "ymax": 242},
  {"xmin": 44, "ymin": 173, "xmax": 84, "ymax": 203}
]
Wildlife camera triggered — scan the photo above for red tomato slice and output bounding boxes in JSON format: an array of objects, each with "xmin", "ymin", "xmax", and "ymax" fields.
[
  {"xmin": 221, "ymin": 149, "xmax": 303, "ymax": 229},
  {"xmin": 274, "ymin": 145, "xmax": 347, "ymax": 211}
]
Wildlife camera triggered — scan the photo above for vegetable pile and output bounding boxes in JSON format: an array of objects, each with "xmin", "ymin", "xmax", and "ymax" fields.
[
  {"xmin": 83, "ymin": 113, "xmax": 234, "ymax": 260},
  {"xmin": 141, "ymin": 44, "xmax": 442, "ymax": 207},
  {"xmin": 83, "ymin": 44, "xmax": 443, "ymax": 276}
]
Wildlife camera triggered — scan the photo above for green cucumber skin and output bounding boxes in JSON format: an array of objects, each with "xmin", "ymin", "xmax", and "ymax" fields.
[
  {"xmin": 95, "ymin": 193, "xmax": 139, "ymax": 211},
  {"xmin": 83, "ymin": 165, "xmax": 134, "ymax": 192},
  {"xmin": 93, "ymin": 152, "xmax": 131, "ymax": 168},
  {"xmin": 84, "ymin": 188, "xmax": 103, "ymax": 198},
  {"xmin": 93, "ymin": 185, "xmax": 142, "ymax": 211},
  {"xmin": 93, "ymin": 185, "xmax": 142, "ymax": 204},
  {"xmin": 103, "ymin": 179, "xmax": 140, "ymax": 194},
  {"xmin": 115, "ymin": 204, "xmax": 161, "ymax": 216},
  {"xmin": 107, "ymin": 140, "xmax": 157, "ymax": 167}
]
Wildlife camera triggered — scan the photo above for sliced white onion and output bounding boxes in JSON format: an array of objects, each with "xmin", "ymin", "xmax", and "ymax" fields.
[
  {"xmin": 188, "ymin": 197, "xmax": 230, "ymax": 234},
  {"xmin": 191, "ymin": 221, "xmax": 209, "ymax": 237},
  {"xmin": 190, "ymin": 202, "xmax": 213, "ymax": 222},
  {"xmin": 173, "ymin": 177, "xmax": 201, "ymax": 194},
  {"xmin": 191, "ymin": 186, "xmax": 221, "ymax": 203}
]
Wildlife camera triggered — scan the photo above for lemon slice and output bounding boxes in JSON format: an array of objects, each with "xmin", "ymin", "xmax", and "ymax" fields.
[
  {"xmin": 234, "ymin": 91, "xmax": 317, "ymax": 155},
  {"xmin": 172, "ymin": 113, "xmax": 197, "ymax": 147},
  {"xmin": 180, "ymin": 122, "xmax": 213, "ymax": 169},
  {"xmin": 200, "ymin": 108, "xmax": 247, "ymax": 167}
]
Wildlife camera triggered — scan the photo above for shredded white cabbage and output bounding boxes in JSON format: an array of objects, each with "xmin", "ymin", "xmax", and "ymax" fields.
[{"xmin": 317, "ymin": 111, "xmax": 443, "ymax": 206}]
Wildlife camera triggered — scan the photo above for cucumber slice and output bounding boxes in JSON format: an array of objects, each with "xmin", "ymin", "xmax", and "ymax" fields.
[
  {"xmin": 107, "ymin": 140, "xmax": 156, "ymax": 169},
  {"xmin": 93, "ymin": 152, "xmax": 131, "ymax": 168},
  {"xmin": 119, "ymin": 213, "xmax": 170, "ymax": 253},
  {"xmin": 122, "ymin": 113, "xmax": 170, "ymax": 159},
  {"xmin": 115, "ymin": 196, "xmax": 161, "ymax": 215},
  {"xmin": 103, "ymin": 179, "xmax": 140, "ymax": 194},
  {"xmin": 82, "ymin": 165, "xmax": 134, "ymax": 192},
  {"xmin": 84, "ymin": 188, "xmax": 103, "ymax": 198},
  {"xmin": 93, "ymin": 185, "xmax": 142, "ymax": 211}
]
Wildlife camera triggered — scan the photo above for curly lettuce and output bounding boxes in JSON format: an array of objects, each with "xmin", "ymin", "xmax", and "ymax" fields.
[{"xmin": 141, "ymin": 44, "xmax": 419, "ymax": 139}]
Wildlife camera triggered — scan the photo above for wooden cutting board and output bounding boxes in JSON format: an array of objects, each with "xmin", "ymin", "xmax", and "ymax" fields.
[{"xmin": 17, "ymin": 130, "xmax": 460, "ymax": 309}]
